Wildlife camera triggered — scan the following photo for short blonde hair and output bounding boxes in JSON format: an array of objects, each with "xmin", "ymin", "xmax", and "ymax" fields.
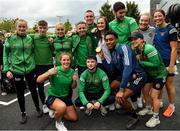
[
  {"xmin": 140, "ymin": 12, "xmax": 151, "ymax": 21},
  {"xmin": 55, "ymin": 23, "xmax": 64, "ymax": 29}
]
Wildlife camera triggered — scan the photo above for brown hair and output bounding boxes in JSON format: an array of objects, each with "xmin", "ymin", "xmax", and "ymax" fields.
[
  {"xmin": 153, "ymin": 9, "xmax": 166, "ymax": 17},
  {"xmin": 85, "ymin": 10, "xmax": 94, "ymax": 15},
  {"xmin": 75, "ymin": 21, "xmax": 86, "ymax": 27},
  {"xmin": 59, "ymin": 52, "xmax": 72, "ymax": 61},
  {"xmin": 38, "ymin": 20, "xmax": 48, "ymax": 26}
]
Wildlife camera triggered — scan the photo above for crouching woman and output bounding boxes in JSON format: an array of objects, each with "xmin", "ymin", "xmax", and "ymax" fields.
[{"xmin": 37, "ymin": 52, "xmax": 78, "ymax": 131}]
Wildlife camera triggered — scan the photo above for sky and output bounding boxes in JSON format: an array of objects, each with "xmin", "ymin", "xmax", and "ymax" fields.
[{"xmin": 0, "ymin": 0, "xmax": 150, "ymax": 28}]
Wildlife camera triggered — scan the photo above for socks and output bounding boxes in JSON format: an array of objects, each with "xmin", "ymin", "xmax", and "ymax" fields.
[
  {"xmin": 153, "ymin": 112, "xmax": 159, "ymax": 119},
  {"xmin": 169, "ymin": 104, "xmax": 175, "ymax": 110},
  {"xmin": 146, "ymin": 105, "xmax": 151, "ymax": 110}
]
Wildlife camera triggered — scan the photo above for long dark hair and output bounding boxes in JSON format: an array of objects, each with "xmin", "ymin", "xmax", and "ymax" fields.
[{"xmin": 96, "ymin": 16, "xmax": 109, "ymax": 40}]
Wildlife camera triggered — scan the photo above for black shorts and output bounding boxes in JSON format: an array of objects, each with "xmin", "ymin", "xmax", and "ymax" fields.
[
  {"xmin": 127, "ymin": 73, "xmax": 147, "ymax": 95},
  {"xmin": 147, "ymin": 75, "xmax": 166, "ymax": 90},
  {"xmin": 45, "ymin": 96, "xmax": 73, "ymax": 108}
]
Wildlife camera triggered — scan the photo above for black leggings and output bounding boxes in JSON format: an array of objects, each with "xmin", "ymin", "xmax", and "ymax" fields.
[
  {"xmin": 13, "ymin": 70, "xmax": 39, "ymax": 113},
  {"xmin": 35, "ymin": 65, "xmax": 53, "ymax": 104}
]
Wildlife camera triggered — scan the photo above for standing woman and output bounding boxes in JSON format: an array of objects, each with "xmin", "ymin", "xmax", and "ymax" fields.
[
  {"xmin": 153, "ymin": 9, "xmax": 178, "ymax": 117},
  {"xmin": 53, "ymin": 23, "xmax": 73, "ymax": 66},
  {"xmin": 3, "ymin": 19, "xmax": 41, "ymax": 124},
  {"xmin": 92, "ymin": 16, "xmax": 111, "ymax": 65},
  {"xmin": 37, "ymin": 52, "xmax": 78, "ymax": 131}
]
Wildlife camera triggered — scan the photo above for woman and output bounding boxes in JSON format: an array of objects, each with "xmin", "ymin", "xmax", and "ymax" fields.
[
  {"xmin": 153, "ymin": 9, "xmax": 178, "ymax": 118},
  {"xmin": 3, "ymin": 19, "xmax": 41, "ymax": 124},
  {"xmin": 37, "ymin": 52, "xmax": 78, "ymax": 131},
  {"xmin": 53, "ymin": 23, "xmax": 73, "ymax": 66},
  {"xmin": 92, "ymin": 16, "xmax": 111, "ymax": 64}
]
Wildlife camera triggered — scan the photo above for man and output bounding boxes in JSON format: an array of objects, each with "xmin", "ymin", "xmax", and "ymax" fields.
[
  {"xmin": 75, "ymin": 55, "xmax": 114, "ymax": 116},
  {"xmin": 30, "ymin": 20, "xmax": 54, "ymax": 114},
  {"xmin": 109, "ymin": 1, "xmax": 139, "ymax": 46},
  {"xmin": 84, "ymin": 10, "xmax": 96, "ymax": 34},
  {"xmin": 101, "ymin": 31, "xmax": 146, "ymax": 129}
]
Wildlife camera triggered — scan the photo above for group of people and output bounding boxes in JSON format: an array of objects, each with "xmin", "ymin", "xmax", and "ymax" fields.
[{"xmin": 0, "ymin": 1, "xmax": 178, "ymax": 131}]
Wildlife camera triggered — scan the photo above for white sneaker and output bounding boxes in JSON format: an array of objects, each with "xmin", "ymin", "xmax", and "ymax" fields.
[
  {"xmin": 137, "ymin": 97, "xmax": 143, "ymax": 108},
  {"xmin": 80, "ymin": 106, "xmax": 85, "ymax": 110},
  {"xmin": 138, "ymin": 108, "xmax": 153, "ymax": 116},
  {"xmin": 145, "ymin": 116, "xmax": 160, "ymax": 128},
  {"xmin": 85, "ymin": 108, "xmax": 92, "ymax": 116},
  {"xmin": 115, "ymin": 103, "xmax": 121, "ymax": 109},
  {"xmin": 176, "ymin": 59, "xmax": 179, "ymax": 64},
  {"xmin": 55, "ymin": 121, "xmax": 67, "ymax": 131},
  {"xmin": 100, "ymin": 105, "xmax": 108, "ymax": 116},
  {"xmin": 49, "ymin": 109, "xmax": 55, "ymax": 118},
  {"xmin": 1, "ymin": 92, "xmax": 7, "ymax": 96},
  {"xmin": 109, "ymin": 103, "xmax": 115, "ymax": 111},
  {"xmin": 42, "ymin": 104, "xmax": 49, "ymax": 114}
]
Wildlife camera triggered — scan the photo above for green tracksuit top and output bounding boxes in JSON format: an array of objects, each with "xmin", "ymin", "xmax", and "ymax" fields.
[
  {"xmin": 47, "ymin": 66, "xmax": 74, "ymax": 97},
  {"xmin": 78, "ymin": 67, "xmax": 111, "ymax": 106},
  {"xmin": 109, "ymin": 16, "xmax": 139, "ymax": 46},
  {"xmin": 72, "ymin": 34, "xmax": 94, "ymax": 67},
  {"xmin": 139, "ymin": 43, "xmax": 168, "ymax": 78},
  {"xmin": 3, "ymin": 34, "xmax": 35, "ymax": 74},
  {"xmin": 87, "ymin": 23, "xmax": 96, "ymax": 34},
  {"xmin": 30, "ymin": 34, "xmax": 54, "ymax": 65},
  {"xmin": 53, "ymin": 35, "xmax": 73, "ymax": 66}
]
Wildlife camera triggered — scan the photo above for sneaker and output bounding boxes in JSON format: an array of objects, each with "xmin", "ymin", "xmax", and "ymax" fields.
[
  {"xmin": 137, "ymin": 97, "xmax": 143, "ymax": 108},
  {"xmin": 80, "ymin": 106, "xmax": 85, "ymax": 110},
  {"xmin": 176, "ymin": 59, "xmax": 179, "ymax": 64},
  {"xmin": 163, "ymin": 105, "xmax": 175, "ymax": 117},
  {"xmin": 1, "ymin": 92, "xmax": 7, "ymax": 96},
  {"xmin": 20, "ymin": 112, "xmax": 27, "ymax": 124},
  {"xmin": 42, "ymin": 104, "xmax": 49, "ymax": 114},
  {"xmin": 145, "ymin": 116, "xmax": 160, "ymax": 127},
  {"xmin": 55, "ymin": 121, "xmax": 67, "ymax": 131},
  {"xmin": 138, "ymin": 108, "xmax": 153, "ymax": 116},
  {"xmin": 85, "ymin": 108, "xmax": 92, "ymax": 116},
  {"xmin": 49, "ymin": 109, "xmax": 55, "ymax": 118},
  {"xmin": 100, "ymin": 105, "xmax": 108, "ymax": 116},
  {"xmin": 115, "ymin": 103, "xmax": 122, "ymax": 109},
  {"xmin": 126, "ymin": 117, "xmax": 139, "ymax": 130},
  {"xmin": 109, "ymin": 103, "xmax": 115, "ymax": 111},
  {"xmin": 36, "ymin": 108, "xmax": 43, "ymax": 118}
]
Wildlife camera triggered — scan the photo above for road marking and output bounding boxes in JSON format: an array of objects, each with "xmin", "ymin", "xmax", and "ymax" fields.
[{"xmin": 0, "ymin": 82, "xmax": 50, "ymax": 106}]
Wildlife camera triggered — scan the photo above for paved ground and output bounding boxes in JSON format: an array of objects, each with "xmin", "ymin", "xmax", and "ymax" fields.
[{"xmin": 0, "ymin": 63, "xmax": 180, "ymax": 130}]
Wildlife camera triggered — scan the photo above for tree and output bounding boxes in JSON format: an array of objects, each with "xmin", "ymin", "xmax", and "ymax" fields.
[
  {"xmin": 126, "ymin": 1, "xmax": 140, "ymax": 22},
  {"xmin": 64, "ymin": 19, "xmax": 72, "ymax": 33},
  {"xmin": 27, "ymin": 22, "xmax": 38, "ymax": 34},
  {"xmin": 0, "ymin": 18, "xmax": 16, "ymax": 32},
  {"xmin": 99, "ymin": 1, "xmax": 114, "ymax": 23}
]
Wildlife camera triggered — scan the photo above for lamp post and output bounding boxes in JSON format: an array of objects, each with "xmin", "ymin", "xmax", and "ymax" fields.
[{"xmin": 56, "ymin": 15, "xmax": 63, "ymax": 23}]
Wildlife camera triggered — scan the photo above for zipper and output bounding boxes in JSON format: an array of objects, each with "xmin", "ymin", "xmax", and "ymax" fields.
[{"xmin": 21, "ymin": 37, "xmax": 26, "ymax": 74}]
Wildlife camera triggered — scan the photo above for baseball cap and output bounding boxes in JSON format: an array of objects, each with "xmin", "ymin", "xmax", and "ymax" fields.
[{"xmin": 128, "ymin": 32, "xmax": 144, "ymax": 41}]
